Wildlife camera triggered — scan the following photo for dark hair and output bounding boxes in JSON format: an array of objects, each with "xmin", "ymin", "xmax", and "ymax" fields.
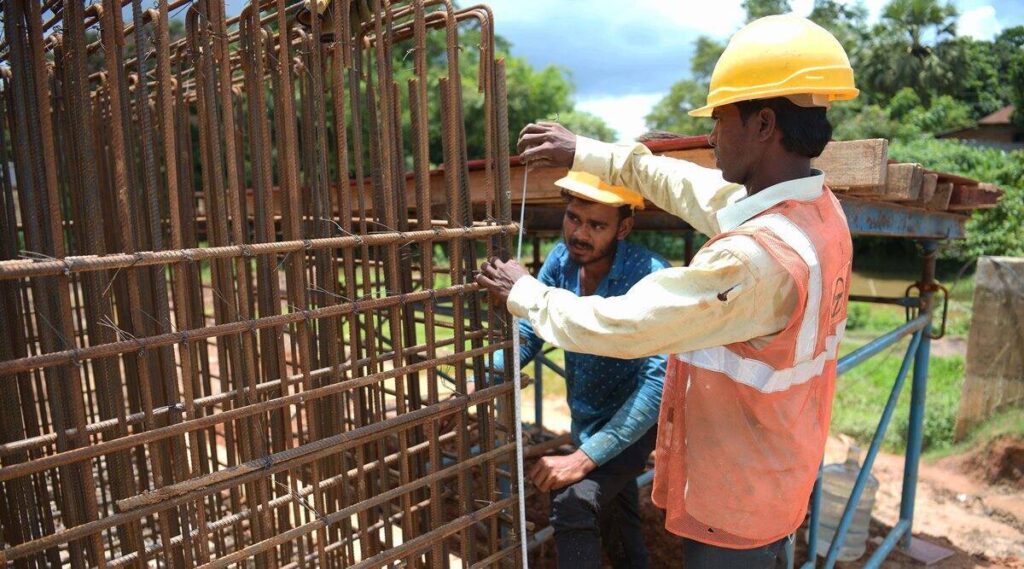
[{"xmin": 735, "ymin": 97, "xmax": 832, "ymax": 158}]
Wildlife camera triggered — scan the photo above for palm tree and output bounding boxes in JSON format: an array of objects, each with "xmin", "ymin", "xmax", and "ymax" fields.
[{"xmin": 860, "ymin": 0, "xmax": 960, "ymax": 103}]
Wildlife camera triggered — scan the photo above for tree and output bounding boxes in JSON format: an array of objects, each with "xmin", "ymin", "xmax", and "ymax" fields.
[
  {"xmin": 996, "ymin": 27, "xmax": 1024, "ymax": 127},
  {"xmin": 743, "ymin": 0, "xmax": 791, "ymax": 21},
  {"xmin": 391, "ymin": 23, "xmax": 612, "ymax": 164},
  {"xmin": 809, "ymin": 0, "xmax": 869, "ymax": 68},
  {"xmin": 690, "ymin": 36, "xmax": 726, "ymax": 85},
  {"xmin": 859, "ymin": 0, "xmax": 960, "ymax": 103},
  {"xmin": 890, "ymin": 138, "xmax": 1024, "ymax": 260},
  {"xmin": 645, "ymin": 80, "xmax": 712, "ymax": 136}
]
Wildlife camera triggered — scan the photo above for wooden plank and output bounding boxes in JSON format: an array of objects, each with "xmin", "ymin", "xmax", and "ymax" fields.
[
  {"xmin": 882, "ymin": 163, "xmax": 924, "ymax": 201},
  {"xmin": 814, "ymin": 138, "xmax": 889, "ymax": 191},
  {"xmin": 926, "ymin": 182, "xmax": 953, "ymax": 211},
  {"xmin": 658, "ymin": 138, "xmax": 890, "ymax": 192},
  {"xmin": 948, "ymin": 182, "xmax": 1001, "ymax": 210},
  {"xmin": 917, "ymin": 173, "xmax": 938, "ymax": 205}
]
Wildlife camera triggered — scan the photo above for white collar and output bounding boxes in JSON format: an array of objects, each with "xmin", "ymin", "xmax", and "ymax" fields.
[{"xmin": 716, "ymin": 170, "xmax": 825, "ymax": 233}]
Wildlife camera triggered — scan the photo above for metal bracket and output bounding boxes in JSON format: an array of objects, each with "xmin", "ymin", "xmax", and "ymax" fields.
[{"xmin": 904, "ymin": 282, "xmax": 949, "ymax": 339}]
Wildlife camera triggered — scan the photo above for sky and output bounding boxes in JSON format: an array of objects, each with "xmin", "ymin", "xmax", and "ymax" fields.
[{"xmin": 223, "ymin": 0, "xmax": 1024, "ymax": 141}]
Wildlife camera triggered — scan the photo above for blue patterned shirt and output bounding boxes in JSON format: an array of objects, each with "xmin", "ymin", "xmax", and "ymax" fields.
[{"xmin": 497, "ymin": 240, "xmax": 668, "ymax": 466}]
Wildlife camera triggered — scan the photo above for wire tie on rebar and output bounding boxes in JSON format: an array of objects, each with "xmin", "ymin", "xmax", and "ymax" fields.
[
  {"xmin": 70, "ymin": 347, "xmax": 83, "ymax": 368},
  {"xmin": 433, "ymin": 227, "xmax": 443, "ymax": 238},
  {"xmin": 179, "ymin": 330, "xmax": 189, "ymax": 345},
  {"xmin": 62, "ymin": 257, "xmax": 74, "ymax": 277},
  {"xmin": 303, "ymin": 239, "xmax": 313, "ymax": 251},
  {"xmin": 182, "ymin": 248, "xmax": 195, "ymax": 263},
  {"xmin": 241, "ymin": 244, "xmax": 254, "ymax": 257}
]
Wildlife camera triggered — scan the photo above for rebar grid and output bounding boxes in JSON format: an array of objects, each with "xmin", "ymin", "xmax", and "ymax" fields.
[{"xmin": 0, "ymin": 0, "xmax": 520, "ymax": 566}]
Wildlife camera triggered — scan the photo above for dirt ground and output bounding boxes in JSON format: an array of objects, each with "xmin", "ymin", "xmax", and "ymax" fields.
[{"xmin": 525, "ymin": 411, "xmax": 1024, "ymax": 568}]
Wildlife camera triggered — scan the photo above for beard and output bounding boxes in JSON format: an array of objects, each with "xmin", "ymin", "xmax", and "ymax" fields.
[{"xmin": 566, "ymin": 235, "xmax": 617, "ymax": 266}]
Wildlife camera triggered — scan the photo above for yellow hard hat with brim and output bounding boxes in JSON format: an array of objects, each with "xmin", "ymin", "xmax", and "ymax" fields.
[
  {"xmin": 555, "ymin": 171, "xmax": 645, "ymax": 210},
  {"xmin": 689, "ymin": 14, "xmax": 858, "ymax": 117}
]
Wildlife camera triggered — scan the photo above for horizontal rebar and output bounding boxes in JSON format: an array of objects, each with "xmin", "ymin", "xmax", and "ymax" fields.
[
  {"xmin": 0, "ymin": 224, "xmax": 515, "ymax": 280},
  {"xmin": 0, "ymin": 340, "xmax": 510, "ymax": 483},
  {"xmin": 0, "ymin": 283, "xmax": 482, "ymax": 375}
]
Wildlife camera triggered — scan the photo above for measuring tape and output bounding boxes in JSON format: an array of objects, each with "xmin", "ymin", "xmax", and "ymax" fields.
[{"xmin": 511, "ymin": 166, "xmax": 530, "ymax": 568}]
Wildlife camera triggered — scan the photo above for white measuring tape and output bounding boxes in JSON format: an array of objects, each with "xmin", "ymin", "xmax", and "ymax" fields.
[{"xmin": 511, "ymin": 167, "xmax": 530, "ymax": 568}]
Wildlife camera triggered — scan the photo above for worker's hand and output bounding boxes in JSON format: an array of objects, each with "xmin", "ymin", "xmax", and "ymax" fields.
[
  {"xmin": 529, "ymin": 450, "xmax": 597, "ymax": 492},
  {"xmin": 475, "ymin": 257, "xmax": 530, "ymax": 306},
  {"xmin": 517, "ymin": 122, "xmax": 576, "ymax": 170}
]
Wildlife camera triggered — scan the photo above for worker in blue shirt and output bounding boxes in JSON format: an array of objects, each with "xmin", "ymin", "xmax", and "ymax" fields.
[{"xmin": 497, "ymin": 170, "xmax": 668, "ymax": 569}]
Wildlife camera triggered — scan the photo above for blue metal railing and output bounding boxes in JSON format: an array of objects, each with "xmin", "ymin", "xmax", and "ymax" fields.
[{"xmin": 525, "ymin": 239, "xmax": 941, "ymax": 568}]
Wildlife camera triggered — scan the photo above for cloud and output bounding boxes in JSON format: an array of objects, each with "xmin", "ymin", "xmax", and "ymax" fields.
[
  {"xmin": 958, "ymin": 5, "xmax": 1001, "ymax": 39},
  {"xmin": 577, "ymin": 92, "xmax": 667, "ymax": 142},
  {"xmin": 484, "ymin": 0, "xmax": 745, "ymax": 97}
]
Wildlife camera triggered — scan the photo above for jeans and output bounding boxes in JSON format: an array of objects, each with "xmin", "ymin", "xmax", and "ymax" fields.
[
  {"xmin": 682, "ymin": 534, "xmax": 792, "ymax": 569},
  {"xmin": 549, "ymin": 429, "xmax": 656, "ymax": 569}
]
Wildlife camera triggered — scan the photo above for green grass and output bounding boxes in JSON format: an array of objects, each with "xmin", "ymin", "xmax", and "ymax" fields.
[
  {"xmin": 831, "ymin": 336, "xmax": 965, "ymax": 453},
  {"xmin": 925, "ymin": 405, "xmax": 1024, "ymax": 460}
]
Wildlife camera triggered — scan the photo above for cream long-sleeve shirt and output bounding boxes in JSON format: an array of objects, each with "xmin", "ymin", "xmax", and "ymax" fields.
[{"xmin": 507, "ymin": 136, "xmax": 824, "ymax": 359}]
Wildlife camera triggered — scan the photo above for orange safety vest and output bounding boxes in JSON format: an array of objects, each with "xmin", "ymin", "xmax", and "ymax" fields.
[{"xmin": 651, "ymin": 185, "xmax": 852, "ymax": 548}]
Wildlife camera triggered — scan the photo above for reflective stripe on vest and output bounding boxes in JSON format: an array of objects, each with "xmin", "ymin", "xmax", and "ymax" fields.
[
  {"xmin": 675, "ymin": 213, "xmax": 840, "ymax": 393},
  {"xmin": 675, "ymin": 319, "xmax": 845, "ymax": 393}
]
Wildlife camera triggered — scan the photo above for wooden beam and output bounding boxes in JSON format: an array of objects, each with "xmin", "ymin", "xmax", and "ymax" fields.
[
  {"xmin": 658, "ymin": 138, "xmax": 890, "ymax": 192},
  {"xmin": 814, "ymin": 138, "xmax": 889, "ymax": 191},
  {"xmin": 915, "ymin": 173, "xmax": 938, "ymax": 206},
  {"xmin": 883, "ymin": 163, "xmax": 924, "ymax": 201},
  {"xmin": 948, "ymin": 183, "xmax": 1001, "ymax": 210},
  {"xmin": 926, "ymin": 182, "xmax": 953, "ymax": 211}
]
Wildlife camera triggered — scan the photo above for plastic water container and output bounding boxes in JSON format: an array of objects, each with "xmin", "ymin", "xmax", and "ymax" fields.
[{"xmin": 807, "ymin": 446, "xmax": 879, "ymax": 561}]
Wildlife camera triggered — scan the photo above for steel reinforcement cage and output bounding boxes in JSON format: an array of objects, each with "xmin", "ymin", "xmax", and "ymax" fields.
[{"xmin": 0, "ymin": 0, "xmax": 526, "ymax": 567}]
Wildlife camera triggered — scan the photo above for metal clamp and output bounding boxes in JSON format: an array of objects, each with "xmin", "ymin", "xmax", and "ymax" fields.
[{"xmin": 904, "ymin": 282, "xmax": 949, "ymax": 340}]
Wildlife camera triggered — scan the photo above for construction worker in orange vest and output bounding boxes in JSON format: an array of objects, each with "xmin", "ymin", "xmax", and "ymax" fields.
[{"xmin": 477, "ymin": 14, "xmax": 858, "ymax": 568}]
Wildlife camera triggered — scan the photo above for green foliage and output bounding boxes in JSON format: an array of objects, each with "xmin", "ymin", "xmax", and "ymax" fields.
[
  {"xmin": 388, "ymin": 22, "xmax": 611, "ymax": 166},
  {"xmin": 904, "ymin": 95, "xmax": 974, "ymax": 134},
  {"xmin": 644, "ymin": 79, "xmax": 713, "ymax": 136},
  {"xmin": 889, "ymin": 138, "xmax": 1024, "ymax": 260},
  {"xmin": 644, "ymin": 36, "xmax": 723, "ymax": 135},
  {"xmin": 809, "ymin": 0, "xmax": 869, "ymax": 58},
  {"xmin": 691, "ymin": 37, "xmax": 726, "ymax": 84},
  {"xmin": 832, "ymin": 339, "xmax": 965, "ymax": 452},
  {"xmin": 742, "ymin": 0, "xmax": 791, "ymax": 22}
]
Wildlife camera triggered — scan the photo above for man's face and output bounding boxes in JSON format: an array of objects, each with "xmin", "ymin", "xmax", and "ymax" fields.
[
  {"xmin": 708, "ymin": 104, "xmax": 762, "ymax": 185},
  {"xmin": 561, "ymin": 198, "xmax": 631, "ymax": 266}
]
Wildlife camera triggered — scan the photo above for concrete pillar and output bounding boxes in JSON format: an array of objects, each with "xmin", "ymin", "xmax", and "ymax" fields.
[{"xmin": 954, "ymin": 256, "xmax": 1024, "ymax": 441}]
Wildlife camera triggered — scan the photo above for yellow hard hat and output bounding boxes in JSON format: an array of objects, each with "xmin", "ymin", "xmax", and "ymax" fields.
[
  {"xmin": 554, "ymin": 171, "xmax": 645, "ymax": 210},
  {"xmin": 689, "ymin": 14, "xmax": 858, "ymax": 117}
]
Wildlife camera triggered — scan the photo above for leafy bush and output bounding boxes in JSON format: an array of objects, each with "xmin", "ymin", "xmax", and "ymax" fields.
[
  {"xmin": 832, "ymin": 342, "xmax": 965, "ymax": 453},
  {"xmin": 889, "ymin": 138, "xmax": 1024, "ymax": 262}
]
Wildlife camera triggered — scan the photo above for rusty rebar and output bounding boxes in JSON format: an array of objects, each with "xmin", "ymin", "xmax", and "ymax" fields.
[{"xmin": 0, "ymin": 0, "xmax": 520, "ymax": 566}]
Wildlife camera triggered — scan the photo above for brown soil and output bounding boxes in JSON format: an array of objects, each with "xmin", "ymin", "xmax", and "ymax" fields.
[{"xmin": 956, "ymin": 435, "xmax": 1024, "ymax": 487}]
